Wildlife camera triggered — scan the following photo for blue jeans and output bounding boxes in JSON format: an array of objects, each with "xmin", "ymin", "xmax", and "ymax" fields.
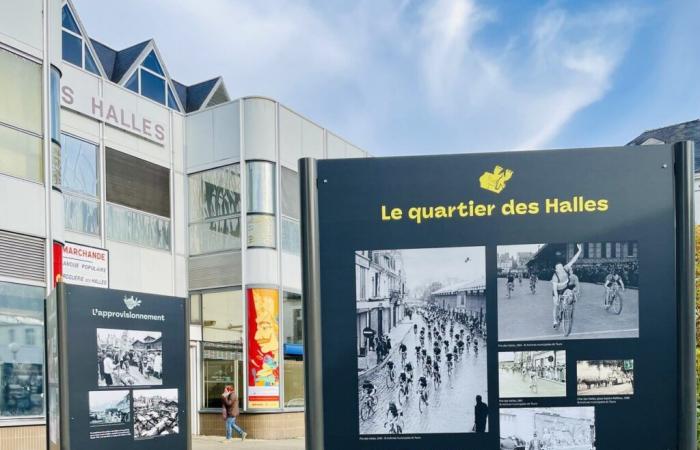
[{"xmin": 225, "ymin": 416, "xmax": 245, "ymax": 439}]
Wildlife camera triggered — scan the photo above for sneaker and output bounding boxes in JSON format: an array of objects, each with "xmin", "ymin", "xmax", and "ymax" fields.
[{"xmin": 241, "ymin": 431, "xmax": 248, "ymax": 441}]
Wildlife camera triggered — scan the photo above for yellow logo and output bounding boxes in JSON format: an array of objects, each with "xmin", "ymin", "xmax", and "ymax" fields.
[{"xmin": 479, "ymin": 165, "xmax": 513, "ymax": 194}]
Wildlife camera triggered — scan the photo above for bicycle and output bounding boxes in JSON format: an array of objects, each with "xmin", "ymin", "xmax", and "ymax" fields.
[
  {"xmin": 556, "ymin": 289, "xmax": 576, "ymax": 336},
  {"xmin": 447, "ymin": 360, "xmax": 453, "ymax": 378},
  {"xmin": 359, "ymin": 393, "xmax": 378, "ymax": 421},
  {"xmin": 433, "ymin": 371, "xmax": 441, "ymax": 389},
  {"xmin": 384, "ymin": 414, "xmax": 404, "ymax": 435},
  {"xmin": 386, "ymin": 365, "xmax": 397, "ymax": 389},
  {"xmin": 604, "ymin": 284, "xmax": 623, "ymax": 315},
  {"xmin": 397, "ymin": 381, "xmax": 410, "ymax": 405},
  {"xmin": 417, "ymin": 386, "xmax": 429, "ymax": 413}
]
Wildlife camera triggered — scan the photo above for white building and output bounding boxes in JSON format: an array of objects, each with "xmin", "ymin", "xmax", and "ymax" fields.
[{"xmin": 0, "ymin": 0, "xmax": 369, "ymax": 446}]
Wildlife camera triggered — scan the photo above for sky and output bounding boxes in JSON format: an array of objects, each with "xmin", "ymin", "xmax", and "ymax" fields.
[
  {"xmin": 397, "ymin": 246, "xmax": 485, "ymax": 292},
  {"xmin": 72, "ymin": 0, "xmax": 700, "ymax": 157}
]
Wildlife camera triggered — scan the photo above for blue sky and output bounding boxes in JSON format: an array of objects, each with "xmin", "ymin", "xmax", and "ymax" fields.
[{"xmin": 73, "ymin": 0, "xmax": 700, "ymax": 157}]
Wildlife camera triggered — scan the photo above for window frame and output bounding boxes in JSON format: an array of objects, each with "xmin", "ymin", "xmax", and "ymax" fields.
[
  {"xmin": 281, "ymin": 289, "xmax": 304, "ymax": 411},
  {"xmin": 60, "ymin": 13, "xmax": 102, "ymax": 77}
]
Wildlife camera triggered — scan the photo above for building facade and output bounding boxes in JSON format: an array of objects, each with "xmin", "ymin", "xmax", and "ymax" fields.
[{"xmin": 0, "ymin": 1, "xmax": 369, "ymax": 447}]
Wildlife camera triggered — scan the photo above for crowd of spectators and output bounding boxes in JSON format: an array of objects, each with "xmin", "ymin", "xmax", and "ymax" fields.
[{"xmin": 527, "ymin": 261, "xmax": 639, "ymax": 288}]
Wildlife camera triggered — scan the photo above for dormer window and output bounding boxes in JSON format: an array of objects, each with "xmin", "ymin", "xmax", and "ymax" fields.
[
  {"xmin": 61, "ymin": 5, "xmax": 100, "ymax": 76},
  {"xmin": 124, "ymin": 50, "xmax": 181, "ymax": 112}
]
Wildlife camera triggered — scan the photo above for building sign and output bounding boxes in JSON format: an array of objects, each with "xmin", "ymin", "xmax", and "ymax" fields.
[
  {"xmin": 46, "ymin": 284, "xmax": 188, "ymax": 450},
  {"xmin": 60, "ymin": 83, "xmax": 167, "ymax": 145},
  {"xmin": 246, "ymin": 288, "xmax": 280, "ymax": 409},
  {"xmin": 62, "ymin": 242, "xmax": 109, "ymax": 289},
  {"xmin": 302, "ymin": 143, "xmax": 696, "ymax": 449}
]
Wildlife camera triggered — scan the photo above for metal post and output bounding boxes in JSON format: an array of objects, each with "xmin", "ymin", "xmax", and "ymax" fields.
[
  {"xmin": 673, "ymin": 140, "xmax": 696, "ymax": 450},
  {"xmin": 300, "ymin": 158, "xmax": 324, "ymax": 450}
]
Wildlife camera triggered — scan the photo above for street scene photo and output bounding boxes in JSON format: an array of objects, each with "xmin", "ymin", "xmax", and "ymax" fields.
[
  {"xmin": 88, "ymin": 390, "xmax": 131, "ymax": 426},
  {"xmin": 497, "ymin": 242, "xmax": 639, "ymax": 341},
  {"xmin": 97, "ymin": 328, "xmax": 163, "ymax": 387},
  {"xmin": 356, "ymin": 246, "xmax": 488, "ymax": 435},
  {"xmin": 500, "ymin": 407, "xmax": 596, "ymax": 450},
  {"xmin": 133, "ymin": 388, "xmax": 179, "ymax": 440},
  {"xmin": 577, "ymin": 359, "xmax": 634, "ymax": 396},
  {"xmin": 499, "ymin": 351, "xmax": 566, "ymax": 398}
]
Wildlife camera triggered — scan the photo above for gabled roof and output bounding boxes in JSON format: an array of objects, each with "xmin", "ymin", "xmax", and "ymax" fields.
[
  {"xmin": 66, "ymin": 0, "xmax": 230, "ymax": 114},
  {"xmin": 627, "ymin": 119, "xmax": 700, "ymax": 171}
]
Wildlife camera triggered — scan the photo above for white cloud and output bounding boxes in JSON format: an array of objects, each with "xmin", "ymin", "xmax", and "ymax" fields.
[{"xmin": 74, "ymin": 0, "xmax": 639, "ymax": 155}]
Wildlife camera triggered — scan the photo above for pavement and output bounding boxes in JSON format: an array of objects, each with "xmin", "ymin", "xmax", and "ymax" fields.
[
  {"xmin": 358, "ymin": 312, "xmax": 488, "ymax": 435},
  {"xmin": 358, "ymin": 319, "xmax": 413, "ymax": 378},
  {"xmin": 193, "ymin": 435, "xmax": 304, "ymax": 449},
  {"xmin": 497, "ymin": 279, "xmax": 639, "ymax": 341}
]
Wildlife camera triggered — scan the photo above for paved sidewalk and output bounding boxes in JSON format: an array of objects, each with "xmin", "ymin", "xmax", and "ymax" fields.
[
  {"xmin": 193, "ymin": 435, "xmax": 304, "ymax": 449},
  {"xmin": 357, "ymin": 318, "xmax": 413, "ymax": 379}
]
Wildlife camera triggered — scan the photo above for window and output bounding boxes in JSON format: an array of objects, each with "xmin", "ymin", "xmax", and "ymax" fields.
[
  {"xmin": 280, "ymin": 167, "xmax": 300, "ymax": 220},
  {"xmin": 0, "ymin": 281, "xmax": 45, "ymax": 418},
  {"xmin": 202, "ymin": 289, "xmax": 243, "ymax": 343},
  {"xmin": 61, "ymin": 134, "xmax": 100, "ymax": 235},
  {"xmin": 0, "ymin": 47, "xmax": 42, "ymax": 135},
  {"xmin": 125, "ymin": 51, "xmax": 181, "ymax": 111},
  {"xmin": 247, "ymin": 161, "xmax": 276, "ymax": 248},
  {"xmin": 106, "ymin": 203, "xmax": 170, "ymax": 250},
  {"xmin": 283, "ymin": 292, "xmax": 304, "ymax": 408},
  {"xmin": 190, "ymin": 293, "xmax": 202, "ymax": 324},
  {"xmin": 61, "ymin": 5, "xmax": 100, "ymax": 75},
  {"xmin": 281, "ymin": 218, "xmax": 300, "ymax": 255},
  {"xmin": 202, "ymin": 342, "xmax": 243, "ymax": 410},
  {"xmin": 106, "ymin": 148, "xmax": 170, "ymax": 217},
  {"xmin": 188, "ymin": 165, "xmax": 241, "ymax": 255},
  {"xmin": 0, "ymin": 125, "xmax": 43, "ymax": 183}
]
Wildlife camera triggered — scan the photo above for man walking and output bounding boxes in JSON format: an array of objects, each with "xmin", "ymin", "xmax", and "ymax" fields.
[
  {"xmin": 222, "ymin": 385, "xmax": 247, "ymax": 442},
  {"xmin": 473, "ymin": 395, "xmax": 488, "ymax": 432}
]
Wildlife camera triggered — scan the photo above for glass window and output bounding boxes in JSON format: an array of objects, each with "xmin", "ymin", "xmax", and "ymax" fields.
[
  {"xmin": 281, "ymin": 217, "xmax": 300, "ymax": 255},
  {"xmin": 140, "ymin": 69, "xmax": 166, "ymax": 105},
  {"xmin": 188, "ymin": 165, "xmax": 242, "ymax": 255},
  {"xmin": 51, "ymin": 141, "xmax": 61, "ymax": 187},
  {"xmin": 0, "ymin": 281, "xmax": 45, "ymax": 418},
  {"xmin": 106, "ymin": 203, "xmax": 170, "ymax": 250},
  {"xmin": 189, "ymin": 293, "xmax": 201, "ymax": 324},
  {"xmin": 202, "ymin": 342, "xmax": 243, "ymax": 410},
  {"xmin": 0, "ymin": 125, "xmax": 43, "ymax": 182},
  {"xmin": 167, "ymin": 86, "xmax": 179, "ymax": 111},
  {"xmin": 283, "ymin": 292, "xmax": 304, "ymax": 408},
  {"xmin": 125, "ymin": 72, "xmax": 139, "ymax": 93},
  {"xmin": 61, "ymin": 5, "xmax": 80, "ymax": 34},
  {"xmin": 106, "ymin": 148, "xmax": 170, "ymax": 217},
  {"xmin": 84, "ymin": 45, "xmax": 100, "ymax": 75},
  {"xmin": 50, "ymin": 68, "xmax": 60, "ymax": 143},
  {"xmin": 64, "ymin": 195, "xmax": 100, "ymax": 235},
  {"xmin": 246, "ymin": 214, "xmax": 275, "ymax": 248},
  {"xmin": 202, "ymin": 289, "xmax": 243, "ymax": 343},
  {"xmin": 246, "ymin": 161, "xmax": 276, "ymax": 214},
  {"xmin": 281, "ymin": 167, "xmax": 300, "ymax": 220},
  {"xmin": 141, "ymin": 51, "xmax": 164, "ymax": 76},
  {"xmin": 62, "ymin": 31, "xmax": 82, "ymax": 67},
  {"xmin": 0, "ymin": 47, "xmax": 42, "ymax": 135},
  {"xmin": 61, "ymin": 134, "xmax": 98, "ymax": 197}
]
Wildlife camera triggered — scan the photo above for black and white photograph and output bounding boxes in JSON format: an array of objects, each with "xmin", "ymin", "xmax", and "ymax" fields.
[
  {"xmin": 133, "ymin": 388, "xmax": 179, "ymax": 439},
  {"xmin": 497, "ymin": 242, "xmax": 639, "ymax": 341},
  {"xmin": 88, "ymin": 390, "xmax": 131, "ymax": 427},
  {"xmin": 577, "ymin": 359, "xmax": 634, "ymax": 396},
  {"xmin": 97, "ymin": 328, "xmax": 163, "ymax": 387},
  {"xmin": 356, "ymin": 246, "xmax": 488, "ymax": 435},
  {"xmin": 500, "ymin": 407, "xmax": 596, "ymax": 450},
  {"xmin": 499, "ymin": 351, "xmax": 566, "ymax": 398}
]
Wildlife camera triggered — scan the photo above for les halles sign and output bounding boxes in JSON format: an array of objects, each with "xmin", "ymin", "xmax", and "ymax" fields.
[{"xmin": 61, "ymin": 84, "xmax": 167, "ymax": 145}]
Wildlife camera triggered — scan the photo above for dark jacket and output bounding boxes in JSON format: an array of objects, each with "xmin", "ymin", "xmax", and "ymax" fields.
[
  {"xmin": 474, "ymin": 400, "xmax": 488, "ymax": 431},
  {"xmin": 222, "ymin": 391, "xmax": 240, "ymax": 418}
]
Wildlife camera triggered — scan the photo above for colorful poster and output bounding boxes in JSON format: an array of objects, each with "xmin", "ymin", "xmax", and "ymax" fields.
[{"xmin": 247, "ymin": 288, "xmax": 281, "ymax": 409}]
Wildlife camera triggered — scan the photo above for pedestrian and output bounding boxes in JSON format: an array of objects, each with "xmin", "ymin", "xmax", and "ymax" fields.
[
  {"xmin": 103, "ymin": 353, "xmax": 115, "ymax": 386},
  {"xmin": 97, "ymin": 351, "xmax": 106, "ymax": 382},
  {"xmin": 221, "ymin": 385, "xmax": 247, "ymax": 442},
  {"xmin": 473, "ymin": 395, "xmax": 488, "ymax": 432}
]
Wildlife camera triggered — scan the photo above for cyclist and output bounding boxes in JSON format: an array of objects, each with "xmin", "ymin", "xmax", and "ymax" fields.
[
  {"xmin": 413, "ymin": 323, "xmax": 418, "ymax": 335},
  {"xmin": 551, "ymin": 244, "xmax": 583, "ymax": 328},
  {"xmin": 386, "ymin": 402, "xmax": 403, "ymax": 433},
  {"xmin": 427, "ymin": 330, "xmax": 432, "ymax": 343},
  {"xmin": 398, "ymin": 372, "xmax": 409, "ymax": 397},
  {"xmin": 415, "ymin": 345, "xmax": 422, "ymax": 362},
  {"xmin": 387, "ymin": 360, "xmax": 396, "ymax": 382},
  {"xmin": 473, "ymin": 339, "xmax": 479, "ymax": 355},
  {"xmin": 421, "ymin": 348, "xmax": 427, "ymax": 363},
  {"xmin": 443, "ymin": 339, "xmax": 450, "ymax": 354},
  {"xmin": 446, "ymin": 352, "xmax": 454, "ymax": 374},
  {"xmin": 506, "ymin": 271, "xmax": 515, "ymax": 295},
  {"xmin": 529, "ymin": 368, "xmax": 538, "ymax": 392},
  {"xmin": 432, "ymin": 360, "xmax": 441, "ymax": 384},
  {"xmin": 361, "ymin": 380, "xmax": 376, "ymax": 404},
  {"xmin": 604, "ymin": 270, "xmax": 625, "ymax": 306},
  {"xmin": 452, "ymin": 345, "xmax": 459, "ymax": 362},
  {"xmin": 399, "ymin": 343, "xmax": 408, "ymax": 365},
  {"xmin": 405, "ymin": 361, "xmax": 414, "ymax": 384},
  {"xmin": 457, "ymin": 339, "xmax": 465, "ymax": 356},
  {"xmin": 433, "ymin": 343, "xmax": 442, "ymax": 363},
  {"xmin": 417, "ymin": 375, "xmax": 429, "ymax": 406},
  {"xmin": 530, "ymin": 271, "xmax": 538, "ymax": 293},
  {"xmin": 425, "ymin": 356, "xmax": 433, "ymax": 376}
]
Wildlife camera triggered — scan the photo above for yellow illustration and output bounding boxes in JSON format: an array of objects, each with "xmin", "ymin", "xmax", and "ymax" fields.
[
  {"xmin": 479, "ymin": 165, "xmax": 513, "ymax": 194},
  {"xmin": 252, "ymin": 288, "xmax": 280, "ymax": 387}
]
